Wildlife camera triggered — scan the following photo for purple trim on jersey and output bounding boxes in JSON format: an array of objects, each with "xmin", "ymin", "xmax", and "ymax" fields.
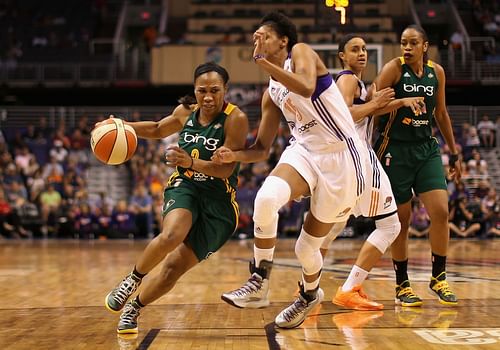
[
  {"xmin": 312, "ymin": 98, "xmax": 344, "ymax": 141},
  {"xmin": 334, "ymin": 70, "xmax": 355, "ymax": 82},
  {"xmin": 369, "ymin": 149, "xmax": 380, "ymax": 189},
  {"xmin": 312, "ymin": 96, "xmax": 365, "ymax": 196},
  {"xmin": 335, "ymin": 70, "xmax": 365, "ymax": 105},
  {"xmin": 346, "ymin": 137, "xmax": 365, "ymax": 196},
  {"xmin": 311, "ymin": 74, "xmax": 333, "ymax": 101}
]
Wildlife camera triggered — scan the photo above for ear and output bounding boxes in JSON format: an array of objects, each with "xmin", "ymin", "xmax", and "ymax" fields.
[
  {"xmin": 338, "ymin": 52, "xmax": 345, "ymax": 61},
  {"xmin": 281, "ymin": 36, "xmax": 288, "ymax": 49},
  {"xmin": 423, "ymin": 41, "xmax": 429, "ymax": 53}
]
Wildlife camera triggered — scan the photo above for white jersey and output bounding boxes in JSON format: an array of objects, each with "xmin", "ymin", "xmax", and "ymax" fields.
[
  {"xmin": 335, "ymin": 70, "xmax": 397, "ymax": 218},
  {"xmin": 267, "ymin": 56, "xmax": 368, "ymax": 222},
  {"xmin": 335, "ymin": 70, "xmax": 373, "ymax": 148},
  {"xmin": 268, "ymin": 57, "xmax": 366, "ymax": 198}
]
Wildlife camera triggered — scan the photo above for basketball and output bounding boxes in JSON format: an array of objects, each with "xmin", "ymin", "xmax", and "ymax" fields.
[{"xmin": 90, "ymin": 117, "xmax": 137, "ymax": 165}]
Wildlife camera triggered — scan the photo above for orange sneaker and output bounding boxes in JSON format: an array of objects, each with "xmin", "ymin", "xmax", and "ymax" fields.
[{"xmin": 332, "ymin": 285, "xmax": 384, "ymax": 311}]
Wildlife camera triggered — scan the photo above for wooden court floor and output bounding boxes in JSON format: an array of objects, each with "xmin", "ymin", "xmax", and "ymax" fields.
[{"xmin": 2, "ymin": 238, "xmax": 500, "ymax": 350}]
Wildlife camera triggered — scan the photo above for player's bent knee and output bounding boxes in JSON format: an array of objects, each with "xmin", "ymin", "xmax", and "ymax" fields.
[
  {"xmin": 253, "ymin": 176, "xmax": 291, "ymax": 227},
  {"xmin": 367, "ymin": 213, "xmax": 401, "ymax": 254},
  {"xmin": 295, "ymin": 230, "xmax": 323, "ymax": 275}
]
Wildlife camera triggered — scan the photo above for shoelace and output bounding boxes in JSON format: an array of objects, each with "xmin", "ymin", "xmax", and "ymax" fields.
[
  {"xmin": 398, "ymin": 287, "xmax": 419, "ymax": 299},
  {"xmin": 432, "ymin": 280, "xmax": 454, "ymax": 296},
  {"xmin": 282, "ymin": 295, "xmax": 309, "ymax": 322},
  {"xmin": 120, "ymin": 303, "xmax": 140, "ymax": 324},
  {"xmin": 113, "ymin": 276, "xmax": 139, "ymax": 304},
  {"xmin": 232, "ymin": 274, "xmax": 262, "ymax": 297},
  {"xmin": 352, "ymin": 286, "xmax": 368, "ymax": 299}
]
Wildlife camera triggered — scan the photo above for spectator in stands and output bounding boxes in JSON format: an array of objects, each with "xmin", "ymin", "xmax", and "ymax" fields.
[
  {"xmin": 26, "ymin": 168, "xmax": 45, "ymax": 202},
  {"xmin": 477, "ymin": 114, "xmax": 496, "ymax": 148},
  {"xmin": 42, "ymin": 156, "xmax": 64, "ymax": 182},
  {"xmin": 467, "ymin": 149, "xmax": 488, "ymax": 175},
  {"xmin": 39, "ymin": 183, "xmax": 62, "ymax": 236},
  {"xmin": 449, "ymin": 196, "xmax": 481, "ymax": 238},
  {"xmin": 49, "ymin": 139, "xmax": 69, "ymax": 163},
  {"xmin": 0, "ymin": 187, "xmax": 18, "ymax": 238},
  {"xmin": 464, "ymin": 126, "xmax": 481, "ymax": 159},
  {"xmin": 96, "ymin": 206, "xmax": 113, "ymax": 239},
  {"xmin": 14, "ymin": 146, "xmax": 34, "ymax": 175},
  {"xmin": 53, "ymin": 125, "xmax": 71, "ymax": 149},
  {"xmin": 111, "ymin": 199, "xmax": 136, "ymax": 238},
  {"xmin": 3, "ymin": 163, "xmax": 23, "ymax": 186},
  {"xmin": 486, "ymin": 204, "xmax": 500, "ymax": 237},
  {"xmin": 450, "ymin": 181, "xmax": 470, "ymax": 202},
  {"xmin": 130, "ymin": 184, "xmax": 153, "ymax": 238},
  {"xmin": 74, "ymin": 203, "xmax": 96, "ymax": 239},
  {"xmin": 481, "ymin": 188, "xmax": 498, "ymax": 222},
  {"xmin": 409, "ymin": 198, "xmax": 430, "ymax": 238}
]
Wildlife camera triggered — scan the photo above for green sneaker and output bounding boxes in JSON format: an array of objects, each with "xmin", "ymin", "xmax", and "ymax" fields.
[
  {"xmin": 105, "ymin": 273, "xmax": 142, "ymax": 313},
  {"xmin": 117, "ymin": 300, "xmax": 141, "ymax": 334},
  {"xmin": 395, "ymin": 280, "xmax": 423, "ymax": 307},
  {"xmin": 429, "ymin": 272, "xmax": 458, "ymax": 306}
]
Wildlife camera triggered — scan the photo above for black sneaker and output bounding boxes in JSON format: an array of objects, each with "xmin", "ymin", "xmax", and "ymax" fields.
[
  {"xmin": 429, "ymin": 272, "xmax": 458, "ymax": 305},
  {"xmin": 395, "ymin": 280, "xmax": 423, "ymax": 307}
]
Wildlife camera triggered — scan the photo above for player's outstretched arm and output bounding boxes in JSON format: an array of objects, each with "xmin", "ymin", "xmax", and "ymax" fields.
[{"xmin": 123, "ymin": 104, "xmax": 189, "ymax": 139}]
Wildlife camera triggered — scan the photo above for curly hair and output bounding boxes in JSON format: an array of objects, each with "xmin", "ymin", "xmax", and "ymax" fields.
[{"xmin": 260, "ymin": 12, "xmax": 298, "ymax": 52}]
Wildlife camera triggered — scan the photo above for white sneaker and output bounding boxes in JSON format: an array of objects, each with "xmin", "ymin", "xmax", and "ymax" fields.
[
  {"xmin": 221, "ymin": 259, "xmax": 272, "ymax": 308},
  {"xmin": 275, "ymin": 283, "xmax": 324, "ymax": 329}
]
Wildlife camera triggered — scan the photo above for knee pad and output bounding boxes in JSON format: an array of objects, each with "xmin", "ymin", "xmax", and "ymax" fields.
[
  {"xmin": 367, "ymin": 213, "xmax": 401, "ymax": 253},
  {"xmin": 320, "ymin": 221, "xmax": 347, "ymax": 250},
  {"xmin": 253, "ymin": 176, "xmax": 291, "ymax": 230},
  {"xmin": 295, "ymin": 229, "xmax": 324, "ymax": 275}
]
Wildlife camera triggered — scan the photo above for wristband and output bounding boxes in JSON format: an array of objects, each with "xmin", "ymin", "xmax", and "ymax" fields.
[
  {"xmin": 449, "ymin": 153, "xmax": 459, "ymax": 166},
  {"xmin": 253, "ymin": 54, "xmax": 265, "ymax": 62}
]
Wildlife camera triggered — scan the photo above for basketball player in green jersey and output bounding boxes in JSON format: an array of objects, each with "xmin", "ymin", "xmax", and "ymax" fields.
[
  {"xmin": 373, "ymin": 25, "xmax": 461, "ymax": 306},
  {"xmin": 103, "ymin": 62, "xmax": 249, "ymax": 334}
]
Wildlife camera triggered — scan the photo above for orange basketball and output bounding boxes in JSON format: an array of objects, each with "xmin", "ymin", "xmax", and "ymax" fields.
[{"xmin": 90, "ymin": 118, "xmax": 137, "ymax": 165}]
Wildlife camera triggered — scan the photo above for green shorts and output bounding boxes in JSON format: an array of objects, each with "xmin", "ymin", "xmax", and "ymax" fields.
[
  {"xmin": 373, "ymin": 137, "xmax": 447, "ymax": 204},
  {"xmin": 163, "ymin": 178, "xmax": 239, "ymax": 261}
]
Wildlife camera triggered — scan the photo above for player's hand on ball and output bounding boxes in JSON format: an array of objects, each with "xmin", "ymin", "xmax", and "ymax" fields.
[
  {"xmin": 165, "ymin": 145, "xmax": 193, "ymax": 168},
  {"xmin": 212, "ymin": 146, "xmax": 235, "ymax": 164}
]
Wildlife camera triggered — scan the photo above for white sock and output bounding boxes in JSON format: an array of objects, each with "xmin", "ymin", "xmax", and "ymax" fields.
[
  {"xmin": 254, "ymin": 246, "xmax": 275, "ymax": 267},
  {"xmin": 342, "ymin": 265, "xmax": 369, "ymax": 292},
  {"xmin": 302, "ymin": 275, "xmax": 321, "ymax": 292}
]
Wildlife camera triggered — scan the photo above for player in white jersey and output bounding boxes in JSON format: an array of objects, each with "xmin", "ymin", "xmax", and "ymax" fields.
[
  {"xmin": 212, "ymin": 13, "xmax": 369, "ymax": 329},
  {"xmin": 323, "ymin": 34, "xmax": 426, "ymax": 311}
]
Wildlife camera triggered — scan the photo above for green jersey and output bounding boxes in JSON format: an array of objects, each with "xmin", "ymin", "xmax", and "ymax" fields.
[
  {"xmin": 168, "ymin": 102, "xmax": 239, "ymax": 196},
  {"xmin": 377, "ymin": 57, "xmax": 438, "ymax": 144}
]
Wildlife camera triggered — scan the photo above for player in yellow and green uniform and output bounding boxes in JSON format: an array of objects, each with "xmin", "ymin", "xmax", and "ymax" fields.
[
  {"xmin": 103, "ymin": 62, "xmax": 249, "ymax": 334},
  {"xmin": 373, "ymin": 25, "xmax": 462, "ymax": 307}
]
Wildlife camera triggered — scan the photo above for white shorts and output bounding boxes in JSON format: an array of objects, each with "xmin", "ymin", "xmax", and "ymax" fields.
[
  {"xmin": 278, "ymin": 139, "xmax": 367, "ymax": 223},
  {"xmin": 353, "ymin": 149, "xmax": 397, "ymax": 218}
]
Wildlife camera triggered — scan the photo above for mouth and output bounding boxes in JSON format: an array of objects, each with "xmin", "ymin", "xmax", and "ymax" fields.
[
  {"xmin": 358, "ymin": 59, "xmax": 366, "ymax": 64},
  {"xmin": 403, "ymin": 53, "xmax": 412, "ymax": 59}
]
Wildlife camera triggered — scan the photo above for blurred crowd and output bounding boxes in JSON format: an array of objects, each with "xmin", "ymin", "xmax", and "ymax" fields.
[{"xmin": 0, "ymin": 112, "xmax": 498, "ymax": 240}]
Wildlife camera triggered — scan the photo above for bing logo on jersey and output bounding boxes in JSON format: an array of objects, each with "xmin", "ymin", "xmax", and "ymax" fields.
[
  {"xmin": 183, "ymin": 133, "xmax": 220, "ymax": 151},
  {"xmin": 403, "ymin": 83, "xmax": 434, "ymax": 96}
]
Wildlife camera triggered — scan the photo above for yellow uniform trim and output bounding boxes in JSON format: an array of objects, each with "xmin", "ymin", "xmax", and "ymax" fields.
[
  {"xmin": 224, "ymin": 103, "xmax": 236, "ymax": 116},
  {"xmin": 399, "ymin": 56, "xmax": 405, "ymax": 64},
  {"xmin": 376, "ymin": 110, "xmax": 397, "ymax": 159},
  {"xmin": 427, "ymin": 59, "xmax": 433, "ymax": 68},
  {"xmin": 229, "ymin": 189, "xmax": 239, "ymax": 233}
]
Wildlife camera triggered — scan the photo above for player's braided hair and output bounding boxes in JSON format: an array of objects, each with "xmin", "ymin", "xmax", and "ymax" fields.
[{"xmin": 260, "ymin": 12, "xmax": 298, "ymax": 52}]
